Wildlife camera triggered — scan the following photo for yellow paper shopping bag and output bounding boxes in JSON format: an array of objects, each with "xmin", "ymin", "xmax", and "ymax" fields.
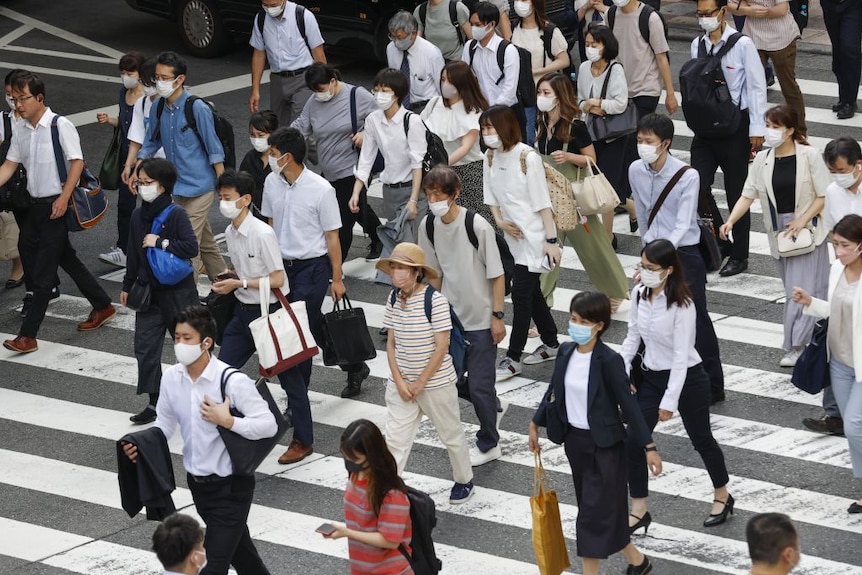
[{"xmin": 530, "ymin": 452, "xmax": 570, "ymax": 575}]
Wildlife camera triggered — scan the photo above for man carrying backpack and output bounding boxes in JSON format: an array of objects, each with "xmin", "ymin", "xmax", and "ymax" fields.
[
  {"xmin": 136, "ymin": 51, "xmax": 227, "ymax": 282},
  {"xmin": 684, "ymin": 0, "xmax": 767, "ymax": 278},
  {"xmin": 415, "ymin": 0, "xmax": 472, "ymax": 62},
  {"xmin": 418, "ymin": 165, "xmax": 509, "ymax": 466}
]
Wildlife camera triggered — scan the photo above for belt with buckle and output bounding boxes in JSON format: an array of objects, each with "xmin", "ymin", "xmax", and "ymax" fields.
[
  {"xmin": 189, "ymin": 473, "xmax": 230, "ymax": 484},
  {"xmin": 272, "ymin": 66, "xmax": 309, "ymax": 78},
  {"xmin": 237, "ymin": 300, "xmax": 280, "ymax": 312},
  {"xmin": 283, "ymin": 254, "xmax": 327, "ymax": 267}
]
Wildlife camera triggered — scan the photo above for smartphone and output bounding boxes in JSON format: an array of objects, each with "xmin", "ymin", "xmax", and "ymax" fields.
[
  {"xmin": 541, "ymin": 254, "xmax": 556, "ymax": 271},
  {"xmin": 216, "ymin": 271, "xmax": 238, "ymax": 281},
  {"xmin": 315, "ymin": 523, "xmax": 336, "ymax": 536}
]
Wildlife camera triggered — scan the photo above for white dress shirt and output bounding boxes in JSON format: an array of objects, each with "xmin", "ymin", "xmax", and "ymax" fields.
[
  {"xmin": 461, "ymin": 35, "xmax": 519, "ymax": 106},
  {"xmin": 128, "ymin": 96, "xmax": 165, "ymax": 158},
  {"xmin": 354, "ymin": 107, "xmax": 427, "ymax": 186},
  {"xmin": 225, "ymin": 213, "xmax": 288, "ymax": 305},
  {"xmin": 620, "ymin": 286, "xmax": 702, "ymax": 413},
  {"xmin": 823, "ymin": 181, "xmax": 862, "ymax": 231},
  {"xmin": 386, "ymin": 36, "xmax": 445, "ymax": 104},
  {"xmin": 6, "ymin": 108, "xmax": 82, "ymax": 199},
  {"xmin": 689, "ymin": 26, "xmax": 768, "ymax": 137},
  {"xmin": 249, "ymin": 0, "xmax": 325, "ymax": 72},
  {"xmin": 155, "ymin": 357, "xmax": 278, "ymax": 477}
]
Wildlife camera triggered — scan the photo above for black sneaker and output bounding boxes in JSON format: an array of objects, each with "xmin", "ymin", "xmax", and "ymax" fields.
[
  {"xmin": 341, "ymin": 363, "xmax": 371, "ymax": 398},
  {"xmin": 366, "ymin": 241, "xmax": 383, "ymax": 261},
  {"xmin": 129, "ymin": 407, "xmax": 157, "ymax": 425}
]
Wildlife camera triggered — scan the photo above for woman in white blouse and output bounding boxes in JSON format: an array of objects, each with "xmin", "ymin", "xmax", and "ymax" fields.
[
  {"xmin": 481, "ymin": 104, "xmax": 562, "ymax": 381},
  {"xmin": 620, "ymin": 239, "xmax": 732, "ymax": 531},
  {"xmin": 421, "ymin": 61, "xmax": 490, "ymax": 224}
]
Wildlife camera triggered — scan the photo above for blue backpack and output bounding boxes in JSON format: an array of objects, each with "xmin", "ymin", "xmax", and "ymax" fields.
[
  {"xmin": 389, "ymin": 285, "xmax": 468, "ymax": 379},
  {"xmin": 147, "ymin": 204, "xmax": 194, "ymax": 285}
]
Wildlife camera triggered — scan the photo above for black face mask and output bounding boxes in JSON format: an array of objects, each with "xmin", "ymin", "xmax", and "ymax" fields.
[{"xmin": 344, "ymin": 458, "xmax": 367, "ymax": 474}]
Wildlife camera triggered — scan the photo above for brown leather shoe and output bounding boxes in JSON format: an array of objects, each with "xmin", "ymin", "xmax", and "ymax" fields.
[
  {"xmin": 277, "ymin": 440, "xmax": 313, "ymax": 465},
  {"xmin": 3, "ymin": 336, "xmax": 38, "ymax": 353},
  {"xmin": 77, "ymin": 304, "xmax": 116, "ymax": 331}
]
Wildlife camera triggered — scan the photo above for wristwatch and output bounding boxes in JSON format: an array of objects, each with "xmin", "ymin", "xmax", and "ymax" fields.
[
  {"xmin": 160, "ymin": 238, "xmax": 170, "ymax": 251},
  {"xmin": 546, "ymin": 237, "xmax": 558, "ymax": 244},
  {"xmin": 492, "ymin": 311, "xmax": 504, "ymax": 320}
]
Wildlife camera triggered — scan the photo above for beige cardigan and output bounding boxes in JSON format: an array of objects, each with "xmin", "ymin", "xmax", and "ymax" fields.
[
  {"xmin": 741, "ymin": 142, "xmax": 832, "ymax": 260},
  {"xmin": 804, "ymin": 260, "xmax": 862, "ymax": 382}
]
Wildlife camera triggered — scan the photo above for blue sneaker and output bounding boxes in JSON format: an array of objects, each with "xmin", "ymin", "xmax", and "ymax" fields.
[{"xmin": 449, "ymin": 481, "xmax": 475, "ymax": 504}]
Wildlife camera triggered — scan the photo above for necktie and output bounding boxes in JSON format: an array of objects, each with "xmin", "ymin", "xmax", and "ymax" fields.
[{"xmin": 400, "ymin": 52, "xmax": 411, "ymax": 108}]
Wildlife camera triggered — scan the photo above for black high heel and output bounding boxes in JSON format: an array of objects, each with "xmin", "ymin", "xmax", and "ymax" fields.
[
  {"xmin": 628, "ymin": 511, "xmax": 652, "ymax": 535},
  {"xmin": 703, "ymin": 494, "xmax": 735, "ymax": 527}
]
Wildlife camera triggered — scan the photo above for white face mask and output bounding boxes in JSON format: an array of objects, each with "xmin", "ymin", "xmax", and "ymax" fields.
[
  {"xmin": 5, "ymin": 95, "xmax": 14, "ymax": 111},
  {"xmin": 143, "ymin": 85, "xmax": 158, "ymax": 98},
  {"xmin": 156, "ymin": 78, "xmax": 177, "ymax": 98},
  {"xmin": 138, "ymin": 183, "xmax": 160, "ymax": 203},
  {"xmin": 374, "ymin": 91, "xmax": 395, "ymax": 110},
  {"xmin": 175, "ymin": 341, "xmax": 206, "ymax": 366},
  {"xmin": 612, "ymin": 0, "xmax": 631, "ymax": 6},
  {"xmin": 440, "ymin": 82, "xmax": 458, "ymax": 100},
  {"xmin": 833, "ymin": 170, "xmax": 860, "ymax": 189},
  {"xmin": 263, "ymin": 2, "xmax": 285, "ymax": 17},
  {"xmin": 193, "ymin": 550, "xmax": 208, "ymax": 575},
  {"xmin": 428, "ymin": 199, "xmax": 451, "ymax": 217},
  {"xmin": 313, "ymin": 85, "xmax": 335, "ymax": 102},
  {"xmin": 471, "ymin": 25, "xmax": 490, "ymax": 42},
  {"xmin": 219, "ymin": 199, "xmax": 243, "ymax": 220},
  {"xmin": 393, "ymin": 37, "xmax": 413, "ymax": 51},
  {"xmin": 536, "ymin": 95, "xmax": 557, "ymax": 113},
  {"xmin": 637, "ymin": 143, "xmax": 662, "ymax": 164},
  {"xmin": 699, "ymin": 16, "xmax": 721, "ymax": 33},
  {"xmin": 121, "ymin": 74, "xmax": 139, "ymax": 90},
  {"xmin": 250, "ymin": 137, "xmax": 270, "ymax": 153},
  {"xmin": 483, "ymin": 134, "xmax": 501, "ymax": 149},
  {"xmin": 764, "ymin": 127, "xmax": 787, "ymax": 148},
  {"xmin": 585, "ymin": 46, "xmax": 602, "ymax": 63},
  {"xmin": 268, "ymin": 152, "xmax": 287, "ymax": 173},
  {"xmin": 514, "ymin": 1, "xmax": 533, "ymax": 17},
  {"xmin": 640, "ymin": 267, "xmax": 667, "ymax": 289}
]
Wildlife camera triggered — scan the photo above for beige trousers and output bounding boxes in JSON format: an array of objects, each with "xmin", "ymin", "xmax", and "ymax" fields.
[{"xmin": 174, "ymin": 193, "xmax": 225, "ymax": 281}]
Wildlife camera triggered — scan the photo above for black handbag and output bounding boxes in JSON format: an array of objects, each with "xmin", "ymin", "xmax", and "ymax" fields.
[
  {"xmin": 204, "ymin": 290, "xmax": 237, "ymax": 346},
  {"xmin": 588, "ymin": 62, "xmax": 638, "ymax": 142},
  {"xmin": 791, "ymin": 319, "xmax": 830, "ymax": 394},
  {"xmin": 99, "ymin": 126, "xmax": 122, "ymax": 190},
  {"xmin": 697, "ymin": 218, "xmax": 723, "ymax": 272},
  {"xmin": 321, "ymin": 295, "xmax": 377, "ymax": 366},
  {"xmin": 126, "ymin": 279, "xmax": 151, "ymax": 313},
  {"xmin": 217, "ymin": 370, "xmax": 289, "ymax": 477}
]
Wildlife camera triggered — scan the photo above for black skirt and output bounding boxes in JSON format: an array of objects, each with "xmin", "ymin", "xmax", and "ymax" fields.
[{"xmin": 563, "ymin": 426, "xmax": 630, "ymax": 558}]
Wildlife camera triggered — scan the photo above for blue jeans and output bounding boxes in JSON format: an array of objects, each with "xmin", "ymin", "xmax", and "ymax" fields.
[
  {"xmin": 830, "ymin": 359, "xmax": 862, "ymax": 477},
  {"xmin": 525, "ymin": 106, "xmax": 537, "ymax": 146}
]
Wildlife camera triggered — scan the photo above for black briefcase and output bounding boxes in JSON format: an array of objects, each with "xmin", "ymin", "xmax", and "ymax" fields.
[{"xmin": 321, "ymin": 295, "xmax": 377, "ymax": 366}]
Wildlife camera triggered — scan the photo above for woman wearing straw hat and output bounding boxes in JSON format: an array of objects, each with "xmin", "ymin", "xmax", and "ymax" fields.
[{"xmin": 376, "ymin": 242, "xmax": 476, "ymax": 504}]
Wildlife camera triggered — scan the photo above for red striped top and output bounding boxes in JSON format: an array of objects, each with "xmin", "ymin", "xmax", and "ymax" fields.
[{"xmin": 344, "ymin": 476, "xmax": 413, "ymax": 575}]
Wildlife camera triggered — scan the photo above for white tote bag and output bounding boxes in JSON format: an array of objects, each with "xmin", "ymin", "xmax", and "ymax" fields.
[{"xmin": 249, "ymin": 276, "xmax": 319, "ymax": 378}]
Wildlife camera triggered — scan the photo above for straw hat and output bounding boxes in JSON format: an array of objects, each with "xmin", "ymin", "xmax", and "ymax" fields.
[{"xmin": 374, "ymin": 242, "xmax": 439, "ymax": 279}]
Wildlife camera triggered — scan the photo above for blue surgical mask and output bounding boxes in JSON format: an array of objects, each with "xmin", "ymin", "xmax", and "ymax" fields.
[{"xmin": 568, "ymin": 322, "xmax": 596, "ymax": 345}]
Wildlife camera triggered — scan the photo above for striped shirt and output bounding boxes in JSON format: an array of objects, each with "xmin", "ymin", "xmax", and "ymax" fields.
[
  {"xmin": 343, "ymin": 477, "xmax": 412, "ymax": 575},
  {"xmin": 383, "ymin": 286, "xmax": 456, "ymax": 390},
  {"xmin": 742, "ymin": 0, "xmax": 800, "ymax": 52}
]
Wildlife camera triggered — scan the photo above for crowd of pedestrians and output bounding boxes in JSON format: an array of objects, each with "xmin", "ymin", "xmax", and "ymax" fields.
[{"xmin": 2, "ymin": 0, "xmax": 861, "ymax": 573}]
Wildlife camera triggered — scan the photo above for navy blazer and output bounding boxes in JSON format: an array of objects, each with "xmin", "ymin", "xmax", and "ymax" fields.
[{"xmin": 532, "ymin": 340, "xmax": 654, "ymax": 448}]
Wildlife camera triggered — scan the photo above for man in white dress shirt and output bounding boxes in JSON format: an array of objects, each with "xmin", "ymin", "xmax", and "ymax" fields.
[
  {"xmin": 123, "ymin": 307, "xmax": 277, "ymax": 575},
  {"xmin": 387, "ymin": 11, "xmax": 446, "ymax": 112},
  {"xmin": 151, "ymin": 513, "xmax": 207, "ymax": 575}
]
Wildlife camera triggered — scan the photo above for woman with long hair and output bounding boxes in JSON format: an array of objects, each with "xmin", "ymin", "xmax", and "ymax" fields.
[
  {"xmin": 421, "ymin": 61, "xmax": 491, "ymax": 224},
  {"xmin": 620, "ymin": 239, "xmax": 732, "ymax": 531},
  {"xmin": 323, "ymin": 419, "xmax": 414, "ymax": 575},
  {"xmin": 720, "ymin": 104, "xmax": 831, "ymax": 368},
  {"xmin": 530, "ymin": 292, "xmax": 660, "ymax": 575},
  {"xmin": 534, "ymin": 72, "xmax": 629, "ymax": 313}
]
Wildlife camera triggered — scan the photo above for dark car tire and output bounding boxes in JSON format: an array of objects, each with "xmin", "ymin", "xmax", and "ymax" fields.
[{"xmin": 176, "ymin": 0, "xmax": 231, "ymax": 58}]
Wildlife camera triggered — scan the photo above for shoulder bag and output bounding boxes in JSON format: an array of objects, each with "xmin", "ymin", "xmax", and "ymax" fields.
[
  {"xmin": 50, "ymin": 116, "xmax": 108, "ymax": 231},
  {"xmin": 99, "ymin": 125, "xmax": 122, "ymax": 191},
  {"xmin": 147, "ymin": 204, "xmax": 195, "ymax": 285},
  {"xmin": 588, "ymin": 62, "xmax": 638, "ymax": 143},
  {"xmin": 766, "ymin": 148, "xmax": 816, "ymax": 257},
  {"xmin": 791, "ymin": 319, "xmax": 830, "ymax": 394},
  {"xmin": 573, "ymin": 156, "xmax": 620, "ymax": 216},
  {"xmin": 126, "ymin": 279, "xmax": 151, "ymax": 313}
]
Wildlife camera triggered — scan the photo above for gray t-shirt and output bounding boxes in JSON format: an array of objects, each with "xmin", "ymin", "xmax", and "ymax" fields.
[
  {"xmin": 291, "ymin": 82, "xmax": 376, "ymax": 181},
  {"xmin": 415, "ymin": 0, "xmax": 470, "ymax": 61},
  {"xmin": 418, "ymin": 208, "xmax": 505, "ymax": 331}
]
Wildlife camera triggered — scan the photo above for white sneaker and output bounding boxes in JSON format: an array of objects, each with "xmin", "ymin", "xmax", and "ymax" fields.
[
  {"xmin": 99, "ymin": 247, "xmax": 127, "ymax": 268},
  {"xmin": 780, "ymin": 347, "xmax": 804, "ymax": 368},
  {"xmin": 496, "ymin": 398, "xmax": 510, "ymax": 429},
  {"xmin": 469, "ymin": 445, "xmax": 502, "ymax": 467},
  {"xmin": 523, "ymin": 344, "xmax": 559, "ymax": 365},
  {"xmin": 495, "ymin": 357, "xmax": 522, "ymax": 381}
]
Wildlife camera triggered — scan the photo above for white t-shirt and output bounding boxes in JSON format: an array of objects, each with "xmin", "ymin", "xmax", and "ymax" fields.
[
  {"xmin": 128, "ymin": 96, "xmax": 165, "ymax": 158},
  {"xmin": 420, "ymin": 97, "xmax": 482, "ymax": 165},
  {"xmin": 564, "ymin": 349, "xmax": 592, "ymax": 430},
  {"xmin": 823, "ymin": 181, "xmax": 862, "ymax": 231},
  {"xmin": 511, "ymin": 24, "xmax": 568, "ymax": 85}
]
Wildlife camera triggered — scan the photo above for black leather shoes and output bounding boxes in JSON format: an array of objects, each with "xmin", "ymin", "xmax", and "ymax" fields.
[
  {"xmin": 849, "ymin": 502, "xmax": 862, "ymax": 514},
  {"xmin": 837, "ymin": 103, "xmax": 857, "ymax": 120},
  {"xmin": 704, "ymin": 494, "xmax": 735, "ymax": 527},
  {"xmin": 719, "ymin": 259, "xmax": 748, "ymax": 277},
  {"xmin": 802, "ymin": 415, "xmax": 844, "ymax": 436},
  {"xmin": 626, "ymin": 555, "xmax": 652, "ymax": 575},
  {"xmin": 341, "ymin": 363, "xmax": 370, "ymax": 398},
  {"xmin": 130, "ymin": 407, "xmax": 157, "ymax": 425}
]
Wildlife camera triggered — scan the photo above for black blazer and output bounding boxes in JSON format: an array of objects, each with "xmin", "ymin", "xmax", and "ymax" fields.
[
  {"xmin": 533, "ymin": 340, "xmax": 654, "ymax": 448},
  {"xmin": 116, "ymin": 427, "xmax": 176, "ymax": 521}
]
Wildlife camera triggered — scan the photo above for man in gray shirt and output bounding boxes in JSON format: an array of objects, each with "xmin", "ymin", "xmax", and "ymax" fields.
[{"xmin": 628, "ymin": 113, "xmax": 725, "ymax": 403}]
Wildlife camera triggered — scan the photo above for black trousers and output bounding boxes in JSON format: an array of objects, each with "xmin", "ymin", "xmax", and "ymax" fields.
[
  {"xmin": 678, "ymin": 245, "xmax": 724, "ymax": 396},
  {"xmin": 632, "ymin": 95, "xmax": 660, "ymax": 119},
  {"xmin": 187, "ymin": 474, "xmax": 270, "ymax": 575},
  {"xmin": 116, "ymin": 178, "xmax": 137, "ymax": 254},
  {"xmin": 691, "ymin": 114, "xmax": 751, "ymax": 261},
  {"xmin": 17, "ymin": 201, "xmax": 111, "ymax": 338},
  {"xmin": 11, "ymin": 207, "xmax": 59, "ymax": 293},
  {"xmin": 627, "ymin": 364, "xmax": 729, "ymax": 498},
  {"xmin": 507, "ymin": 264, "xmax": 558, "ymax": 361},
  {"xmin": 332, "ymin": 176, "xmax": 380, "ymax": 260},
  {"xmin": 822, "ymin": 0, "xmax": 862, "ymax": 107}
]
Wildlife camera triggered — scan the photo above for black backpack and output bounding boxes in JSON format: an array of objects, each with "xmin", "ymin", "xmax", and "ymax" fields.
[
  {"xmin": 403, "ymin": 111, "xmax": 449, "ymax": 175},
  {"xmin": 541, "ymin": 23, "xmax": 577, "ymax": 81},
  {"xmin": 418, "ymin": 0, "xmax": 466, "ymax": 45},
  {"xmin": 256, "ymin": 4, "xmax": 311, "ymax": 54},
  {"xmin": 606, "ymin": 4, "xmax": 668, "ymax": 50},
  {"xmin": 789, "ymin": 0, "xmax": 809, "ymax": 32},
  {"xmin": 424, "ymin": 210, "xmax": 514, "ymax": 296},
  {"xmin": 678, "ymin": 33, "xmax": 744, "ymax": 139},
  {"xmin": 348, "ymin": 86, "xmax": 385, "ymax": 175},
  {"xmin": 398, "ymin": 486, "xmax": 443, "ymax": 575},
  {"xmin": 0, "ymin": 112, "xmax": 29, "ymax": 211},
  {"xmin": 154, "ymin": 96, "xmax": 237, "ymax": 169},
  {"xmin": 468, "ymin": 39, "xmax": 537, "ymax": 108}
]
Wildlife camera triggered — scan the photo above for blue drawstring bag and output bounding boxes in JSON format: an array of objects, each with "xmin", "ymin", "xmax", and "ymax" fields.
[{"xmin": 147, "ymin": 204, "xmax": 194, "ymax": 285}]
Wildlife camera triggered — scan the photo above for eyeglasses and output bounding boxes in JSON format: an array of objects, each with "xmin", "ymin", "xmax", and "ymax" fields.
[
  {"xmin": 136, "ymin": 179, "xmax": 156, "ymax": 187},
  {"xmin": 153, "ymin": 76, "xmax": 176, "ymax": 82},
  {"xmin": 8, "ymin": 95, "xmax": 34, "ymax": 105},
  {"xmin": 694, "ymin": 7, "xmax": 721, "ymax": 17}
]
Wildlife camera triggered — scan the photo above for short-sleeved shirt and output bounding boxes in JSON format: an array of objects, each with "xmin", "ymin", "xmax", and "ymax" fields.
[
  {"xmin": 249, "ymin": 1, "xmax": 325, "ymax": 72},
  {"xmin": 128, "ymin": 96, "xmax": 166, "ymax": 158},
  {"xmin": 420, "ymin": 97, "xmax": 482, "ymax": 165},
  {"xmin": 343, "ymin": 478, "xmax": 412, "ymax": 575},
  {"xmin": 415, "ymin": 0, "xmax": 470, "ymax": 61},
  {"xmin": 823, "ymin": 181, "xmax": 862, "ymax": 231},
  {"xmin": 613, "ymin": 3, "xmax": 670, "ymax": 98},
  {"xmin": 511, "ymin": 24, "xmax": 568, "ymax": 85},
  {"xmin": 7, "ymin": 108, "xmax": 82, "ymax": 199},
  {"xmin": 742, "ymin": 0, "xmax": 800, "ymax": 51},
  {"xmin": 261, "ymin": 168, "xmax": 342, "ymax": 260},
  {"xmin": 535, "ymin": 120, "xmax": 592, "ymax": 155},
  {"xmin": 419, "ymin": 209, "xmax": 504, "ymax": 331},
  {"xmin": 383, "ymin": 286, "xmax": 456, "ymax": 389},
  {"xmin": 225, "ymin": 214, "xmax": 288, "ymax": 305}
]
